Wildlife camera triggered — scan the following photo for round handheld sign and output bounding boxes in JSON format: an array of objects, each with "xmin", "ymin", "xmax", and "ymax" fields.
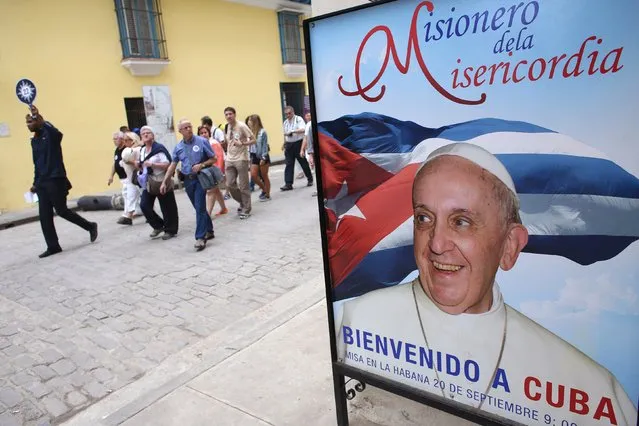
[{"xmin": 16, "ymin": 79, "xmax": 37, "ymax": 105}]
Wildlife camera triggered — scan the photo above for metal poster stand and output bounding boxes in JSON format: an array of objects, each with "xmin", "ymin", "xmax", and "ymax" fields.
[{"xmin": 303, "ymin": 2, "xmax": 521, "ymax": 425}]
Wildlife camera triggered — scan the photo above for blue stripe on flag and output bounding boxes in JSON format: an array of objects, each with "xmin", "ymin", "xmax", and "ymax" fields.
[
  {"xmin": 319, "ymin": 114, "xmax": 438, "ymax": 154},
  {"xmin": 438, "ymin": 118, "xmax": 553, "ymax": 141},
  {"xmin": 498, "ymin": 154, "xmax": 639, "ymax": 198},
  {"xmin": 334, "ymin": 245, "xmax": 417, "ymax": 301},
  {"xmin": 318, "ymin": 113, "xmax": 553, "ymax": 154},
  {"xmin": 333, "ymin": 235, "xmax": 639, "ymax": 301},
  {"xmin": 526, "ymin": 235, "xmax": 639, "ymax": 264}
]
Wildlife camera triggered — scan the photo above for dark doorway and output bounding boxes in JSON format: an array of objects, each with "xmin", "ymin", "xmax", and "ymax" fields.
[
  {"xmin": 280, "ymin": 82, "xmax": 306, "ymax": 119},
  {"xmin": 124, "ymin": 97, "xmax": 147, "ymax": 130}
]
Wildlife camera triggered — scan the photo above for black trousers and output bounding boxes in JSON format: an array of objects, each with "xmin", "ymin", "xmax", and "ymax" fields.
[
  {"xmin": 284, "ymin": 140, "xmax": 313, "ymax": 185},
  {"xmin": 140, "ymin": 189, "xmax": 179, "ymax": 235},
  {"xmin": 36, "ymin": 178, "xmax": 93, "ymax": 250}
]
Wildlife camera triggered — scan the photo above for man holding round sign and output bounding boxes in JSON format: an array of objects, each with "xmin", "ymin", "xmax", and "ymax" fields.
[
  {"xmin": 16, "ymin": 78, "xmax": 37, "ymax": 107},
  {"xmin": 25, "ymin": 102, "xmax": 98, "ymax": 258}
]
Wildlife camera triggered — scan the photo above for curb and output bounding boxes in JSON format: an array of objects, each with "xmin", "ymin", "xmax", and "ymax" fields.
[{"xmin": 0, "ymin": 203, "xmax": 82, "ymax": 231}]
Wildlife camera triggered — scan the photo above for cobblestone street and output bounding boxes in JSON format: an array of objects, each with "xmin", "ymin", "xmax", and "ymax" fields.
[{"xmin": 0, "ymin": 165, "xmax": 324, "ymax": 426}]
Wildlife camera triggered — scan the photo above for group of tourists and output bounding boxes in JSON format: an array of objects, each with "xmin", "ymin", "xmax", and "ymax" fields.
[{"xmin": 27, "ymin": 102, "xmax": 315, "ymax": 257}]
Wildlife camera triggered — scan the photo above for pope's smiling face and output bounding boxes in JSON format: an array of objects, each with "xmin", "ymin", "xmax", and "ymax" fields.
[{"xmin": 412, "ymin": 155, "xmax": 526, "ymax": 315}]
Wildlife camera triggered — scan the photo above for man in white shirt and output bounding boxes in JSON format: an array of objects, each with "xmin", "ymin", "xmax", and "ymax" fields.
[
  {"xmin": 297, "ymin": 112, "xmax": 315, "ymax": 180},
  {"xmin": 337, "ymin": 143, "xmax": 637, "ymax": 426},
  {"xmin": 201, "ymin": 116, "xmax": 225, "ymax": 144},
  {"xmin": 281, "ymin": 106, "xmax": 313, "ymax": 191},
  {"xmin": 300, "ymin": 112, "xmax": 315, "ymax": 169},
  {"xmin": 300, "ymin": 112, "xmax": 317, "ymax": 197}
]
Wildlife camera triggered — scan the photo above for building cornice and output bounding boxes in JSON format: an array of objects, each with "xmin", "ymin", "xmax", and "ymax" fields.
[
  {"xmin": 222, "ymin": 0, "xmax": 311, "ymax": 14},
  {"xmin": 121, "ymin": 58, "xmax": 170, "ymax": 76}
]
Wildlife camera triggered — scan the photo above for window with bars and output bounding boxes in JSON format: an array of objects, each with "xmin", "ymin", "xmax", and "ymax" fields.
[
  {"xmin": 278, "ymin": 11, "xmax": 304, "ymax": 64},
  {"xmin": 115, "ymin": 0, "xmax": 168, "ymax": 59}
]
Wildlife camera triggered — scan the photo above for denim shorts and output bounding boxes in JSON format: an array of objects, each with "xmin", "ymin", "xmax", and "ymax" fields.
[{"xmin": 250, "ymin": 153, "xmax": 270, "ymax": 166}]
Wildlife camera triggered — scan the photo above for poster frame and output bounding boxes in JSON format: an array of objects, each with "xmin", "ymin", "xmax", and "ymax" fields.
[{"xmin": 304, "ymin": 1, "xmax": 526, "ymax": 425}]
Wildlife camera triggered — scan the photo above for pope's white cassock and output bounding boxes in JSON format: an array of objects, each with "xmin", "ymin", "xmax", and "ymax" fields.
[{"xmin": 337, "ymin": 279, "xmax": 637, "ymax": 426}]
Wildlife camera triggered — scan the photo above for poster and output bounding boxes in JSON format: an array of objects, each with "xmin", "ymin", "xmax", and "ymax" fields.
[
  {"xmin": 0, "ymin": 123, "xmax": 10, "ymax": 137},
  {"xmin": 142, "ymin": 85, "xmax": 177, "ymax": 154},
  {"xmin": 307, "ymin": 1, "xmax": 639, "ymax": 425}
]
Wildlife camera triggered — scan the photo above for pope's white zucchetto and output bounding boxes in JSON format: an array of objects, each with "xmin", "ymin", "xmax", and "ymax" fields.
[{"xmin": 418, "ymin": 143, "xmax": 518, "ymax": 198}]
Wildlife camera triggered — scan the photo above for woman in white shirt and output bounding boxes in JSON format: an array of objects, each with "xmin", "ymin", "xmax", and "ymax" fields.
[
  {"xmin": 137, "ymin": 126, "xmax": 179, "ymax": 240},
  {"xmin": 121, "ymin": 132, "xmax": 143, "ymax": 221}
]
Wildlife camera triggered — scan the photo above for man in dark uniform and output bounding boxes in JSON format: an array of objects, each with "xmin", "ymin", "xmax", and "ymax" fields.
[{"xmin": 27, "ymin": 105, "xmax": 98, "ymax": 258}]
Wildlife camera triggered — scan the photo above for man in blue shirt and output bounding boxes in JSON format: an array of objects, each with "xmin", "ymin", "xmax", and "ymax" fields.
[
  {"xmin": 27, "ymin": 105, "xmax": 98, "ymax": 258},
  {"xmin": 161, "ymin": 118, "xmax": 216, "ymax": 251}
]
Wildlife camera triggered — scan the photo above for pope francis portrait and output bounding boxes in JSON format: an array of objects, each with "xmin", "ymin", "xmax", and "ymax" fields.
[{"xmin": 336, "ymin": 143, "xmax": 637, "ymax": 426}]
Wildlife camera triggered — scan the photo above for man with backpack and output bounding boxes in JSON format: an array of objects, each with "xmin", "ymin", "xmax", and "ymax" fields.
[{"xmin": 201, "ymin": 115, "xmax": 225, "ymax": 146}]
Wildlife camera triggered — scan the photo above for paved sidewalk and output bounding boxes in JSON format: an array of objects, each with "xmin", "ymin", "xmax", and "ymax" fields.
[
  {"xmin": 61, "ymin": 280, "xmax": 473, "ymax": 426},
  {"xmin": 61, "ymin": 275, "xmax": 331, "ymax": 426},
  {"xmin": 0, "ymin": 165, "xmax": 324, "ymax": 425}
]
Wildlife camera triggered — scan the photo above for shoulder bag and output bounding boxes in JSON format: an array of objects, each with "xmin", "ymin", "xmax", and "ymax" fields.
[{"xmin": 193, "ymin": 140, "xmax": 223, "ymax": 190}]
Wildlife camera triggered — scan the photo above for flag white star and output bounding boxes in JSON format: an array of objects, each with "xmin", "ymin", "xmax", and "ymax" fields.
[
  {"xmin": 325, "ymin": 181, "xmax": 360, "ymax": 216},
  {"xmin": 324, "ymin": 181, "xmax": 366, "ymax": 230},
  {"xmin": 336, "ymin": 204, "xmax": 366, "ymax": 230}
]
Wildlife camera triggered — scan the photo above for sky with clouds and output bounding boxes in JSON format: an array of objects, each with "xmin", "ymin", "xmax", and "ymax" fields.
[{"xmin": 310, "ymin": 0, "xmax": 639, "ymax": 402}]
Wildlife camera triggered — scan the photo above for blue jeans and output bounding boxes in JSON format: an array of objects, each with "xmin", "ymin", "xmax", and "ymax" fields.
[{"xmin": 184, "ymin": 178, "xmax": 213, "ymax": 240}]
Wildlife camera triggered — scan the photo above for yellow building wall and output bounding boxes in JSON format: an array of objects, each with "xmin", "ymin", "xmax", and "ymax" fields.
[{"xmin": 0, "ymin": 0, "xmax": 307, "ymax": 212}]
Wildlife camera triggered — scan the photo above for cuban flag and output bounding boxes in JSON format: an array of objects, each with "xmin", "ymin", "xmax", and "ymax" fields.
[{"xmin": 319, "ymin": 113, "xmax": 639, "ymax": 301}]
